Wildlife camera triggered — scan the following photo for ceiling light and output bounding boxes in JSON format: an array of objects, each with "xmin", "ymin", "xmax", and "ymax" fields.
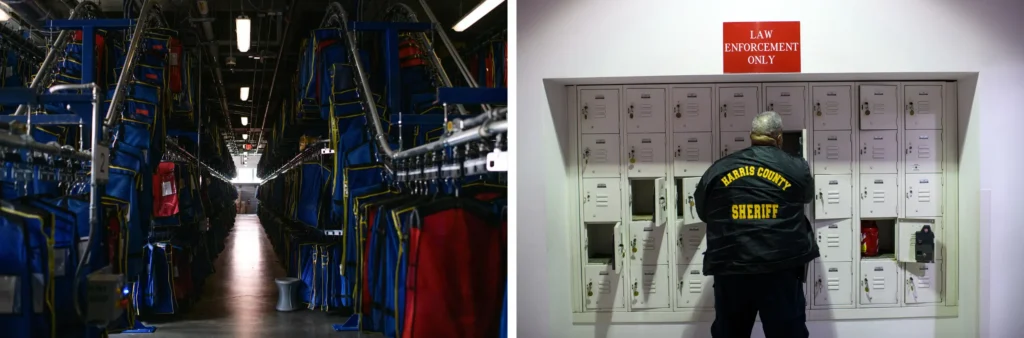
[
  {"xmin": 242, "ymin": 133, "xmax": 249, "ymax": 140},
  {"xmin": 0, "ymin": 8, "xmax": 10, "ymax": 22},
  {"xmin": 452, "ymin": 0, "xmax": 505, "ymax": 32},
  {"xmin": 236, "ymin": 15, "xmax": 251, "ymax": 52},
  {"xmin": 240, "ymin": 87, "xmax": 250, "ymax": 101},
  {"xmin": 240, "ymin": 116, "xmax": 249, "ymax": 126}
]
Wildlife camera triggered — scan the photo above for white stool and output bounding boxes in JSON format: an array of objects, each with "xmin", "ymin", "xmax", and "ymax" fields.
[{"xmin": 275, "ymin": 277, "xmax": 302, "ymax": 311}]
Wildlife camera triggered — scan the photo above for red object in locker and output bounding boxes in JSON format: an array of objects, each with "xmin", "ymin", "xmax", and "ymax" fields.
[
  {"xmin": 153, "ymin": 162, "xmax": 180, "ymax": 217},
  {"xmin": 861, "ymin": 221, "xmax": 880, "ymax": 257}
]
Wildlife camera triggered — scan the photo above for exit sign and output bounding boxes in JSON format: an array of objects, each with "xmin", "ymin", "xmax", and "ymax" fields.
[{"xmin": 723, "ymin": 21, "xmax": 801, "ymax": 73}]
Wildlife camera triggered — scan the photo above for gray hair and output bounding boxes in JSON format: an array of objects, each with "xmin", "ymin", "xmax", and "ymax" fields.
[{"xmin": 751, "ymin": 111, "xmax": 783, "ymax": 138}]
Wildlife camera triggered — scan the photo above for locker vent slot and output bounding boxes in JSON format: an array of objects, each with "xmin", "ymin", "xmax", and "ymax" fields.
[
  {"xmin": 917, "ymin": 190, "xmax": 932, "ymax": 203},
  {"xmin": 826, "ymin": 234, "xmax": 841, "ymax": 247},
  {"xmin": 688, "ymin": 280, "xmax": 703, "ymax": 293},
  {"xmin": 685, "ymin": 148, "xmax": 700, "ymax": 161},
  {"xmin": 638, "ymin": 148, "xmax": 655, "ymax": 162},
  {"xmin": 871, "ymin": 277, "xmax": 887, "ymax": 288},
  {"xmin": 827, "ymin": 146, "xmax": 841, "ymax": 159},
  {"xmin": 591, "ymin": 104, "xmax": 607, "ymax": 118},
  {"xmin": 918, "ymin": 145, "xmax": 932, "ymax": 158},
  {"xmin": 827, "ymin": 278, "xmax": 841, "ymax": 290},
  {"xmin": 827, "ymin": 191, "xmax": 841, "ymax": 204},
  {"xmin": 872, "ymin": 147, "xmax": 887, "ymax": 159},
  {"xmin": 638, "ymin": 104, "xmax": 653, "ymax": 117},
  {"xmin": 872, "ymin": 190, "xmax": 886, "ymax": 203}
]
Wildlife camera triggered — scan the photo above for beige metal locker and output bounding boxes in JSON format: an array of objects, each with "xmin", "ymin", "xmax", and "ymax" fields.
[
  {"xmin": 860, "ymin": 130, "xmax": 899, "ymax": 174},
  {"xmin": 812, "ymin": 85, "xmax": 853, "ymax": 130},
  {"xmin": 720, "ymin": 132, "xmax": 749, "ymax": 158},
  {"xmin": 814, "ymin": 175, "xmax": 852, "ymax": 220},
  {"xmin": 765, "ymin": 85, "xmax": 807, "ymax": 131},
  {"xmin": 860, "ymin": 174, "xmax": 899, "ymax": 218},
  {"xmin": 580, "ymin": 134, "xmax": 621, "ymax": 178},
  {"xmin": 815, "ymin": 219, "xmax": 853, "ymax": 262},
  {"xmin": 904, "ymin": 262, "xmax": 943, "ymax": 304},
  {"xmin": 625, "ymin": 88, "xmax": 667, "ymax": 133},
  {"xmin": 582, "ymin": 178, "xmax": 622, "ymax": 222},
  {"xmin": 675, "ymin": 265, "xmax": 714, "ymax": 308},
  {"xmin": 813, "ymin": 130, "xmax": 853, "ymax": 175},
  {"xmin": 627, "ymin": 133, "xmax": 667, "ymax": 178},
  {"xmin": 671, "ymin": 87, "xmax": 713, "ymax": 132},
  {"xmin": 858, "ymin": 85, "xmax": 899, "ymax": 130},
  {"xmin": 676, "ymin": 220, "xmax": 706, "ymax": 266},
  {"xmin": 813, "ymin": 261, "xmax": 854, "ymax": 306},
  {"xmin": 719, "ymin": 86, "xmax": 759, "ymax": 132},
  {"xmin": 629, "ymin": 221, "xmax": 669, "ymax": 265},
  {"xmin": 629, "ymin": 264, "xmax": 671, "ymax": 309},
  {"xmin": 680, "ymin": 177, "xmax": 701, "ymax": 225},
  {"xmin": 583, "ymin": 265, "xmax": 626, "ymax": 311},
  {"xmin": 897, "ymin": 218, "xmax": 942, "ymax": 263},
  {"xmin": 904, "ymin": 85, "xmax": 943, "ymax": 130},
  {"xmin": 905, "ymin": 130, "xmax": 943, "ymax": 173},
  {"xmin": 672, "ymin": 132, "xmax": 713, "ymax": 177},
  {"xmin": 580, "ymin": 89, "xmax": 620, "ymax": 134},
  {"xmin": 860, "ymin": 260, "xmax": 901, "ymax": 306},
  {"xmin": 906, "ymin": 174, "xmax": 943, "ymax": 217}
]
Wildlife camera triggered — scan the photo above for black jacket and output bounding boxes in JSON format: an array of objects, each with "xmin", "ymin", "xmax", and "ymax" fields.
[{"xmin": 695, "ymin": 145, "xmax": 819, "ymax": 276}]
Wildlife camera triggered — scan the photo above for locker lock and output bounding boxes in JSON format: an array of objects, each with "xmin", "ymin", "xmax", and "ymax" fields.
[
  {"xmin": 629, "ymin": 105, "xmax": 635, "ymax": 119},
  {"xmin": 677, "ymin": 236, "xmax": 683, "ymax": 247},
  {"xmin": 583, "ymin": 148, "xmax": 591, "ymax": 166},
  {"xmin": 907, "ymin": 145, "xmax": 913, "ymax": 155},
  {"xmin": 907, "ymin": 188, "xmax": 914, "ymax": 199},
  {"xmin": 721, "ymin": 146, "xmax": 728, "ymax": 157},
  {"xmin": 679, "ymin": 280, "xmax": 685, "ymax": 290},
  {"xmin": 629, "ymin": 148, "xmax": 636, "ymax": 164},
  {"xmin": 767, "ymin": 103, "xmax": 774, "ymax": 111},
  {"xmin": 861, "ymin": 145, "xmax": 868, "ymax": 155},
  {"xmin": 675, "ymin": 104, "xmax": 681, "ymax": 118},
  {"xmin": 862, "ymin": 187, "xmax": 868, "ymax": 199},
  {"xmin": 675, "ymin": 146, "xmax": 681, "ymax": 158},
  {"xmin": 907, "ymin": 277, "xmax": 916, "ymax": 293},
  {"xmin": 587, "ymin": 282, "xmax": 594, "ymax": 297},
  {"xmin": 631, "ymin": 238, "xmax": 638, "ymax": 253},
  {"xmin": 721, "ymin": 104, "xmax": 728, "ymax": 118},
  {"xmin": 863, "ymin": 278, "xmax": 870, "ymax": 293},
  {"xmin": 815, "ymin": 102, "xmax": 822, "ymax": 116},
  {"xmin": 632, "ymin": 281, "xmax": 639, "ymax": 297},
  {"xmin": 582, "ymin": 105, "xmax": 589, "ymax": 119},
  {"xmin": 907, "ymin": 102, "xmax": 915, "ymax": 116},
  {"xmin": 814, "ymin": 278, "xmax": 823, "ymax": 294},
  {"xmin": 815, "ymin": 145, "xmax": 821, "ymax": 155},
  {"xmin": 862, "ymin": 102, "xmax": 871, "ymax": 115}
]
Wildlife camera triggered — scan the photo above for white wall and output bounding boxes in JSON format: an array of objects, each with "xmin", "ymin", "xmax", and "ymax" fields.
[{"xmin": 517, "ymin": 0, "xmax": 1024, "ymax": 337}]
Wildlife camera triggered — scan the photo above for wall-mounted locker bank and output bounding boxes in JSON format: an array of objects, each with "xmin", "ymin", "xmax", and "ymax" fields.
[{"xmin": 567, "ymin": 80, "xmax": 961, "ymax": 322}]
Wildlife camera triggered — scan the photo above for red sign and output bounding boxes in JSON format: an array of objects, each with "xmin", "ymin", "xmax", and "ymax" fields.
[{"xmin": 723, "ymin": 21, "xmax": 801, "ymax": 73}]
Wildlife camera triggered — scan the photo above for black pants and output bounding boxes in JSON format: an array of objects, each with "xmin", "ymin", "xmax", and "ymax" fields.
[{"xmin": 711, "ymin": 269, "xmax": 808, "ymax": 338}]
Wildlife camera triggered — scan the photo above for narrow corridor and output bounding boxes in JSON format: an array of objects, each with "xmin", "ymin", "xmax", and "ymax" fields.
[{"xmin": 115, "ymin": 215, "xmax": 359, "ymax": 338}]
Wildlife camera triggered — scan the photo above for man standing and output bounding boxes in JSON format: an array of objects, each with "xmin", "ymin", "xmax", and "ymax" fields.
[{"xmin": 694, "ymin": 111, "xmax": 818, "ymax": 338}]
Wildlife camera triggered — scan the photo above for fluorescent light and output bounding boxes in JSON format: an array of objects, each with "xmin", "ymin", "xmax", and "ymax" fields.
[
  {"xmin": 0, "ymin": 8, "xmax": 10, "ymax": 22},
  {"xmin": 236, "ymin": 15, "xmax": 251, "ymax": 52},
  {"xmin": 240, "ymin": 116, "xmax": 249, "ymax": 126},
  {"xmin": 242, "ymin": 133, "xmax": 249, "ymax": 140},
  {"xmin": 240, "ymin": 86, "xmax": 250, "ymax": 101},
  {"xmin": 452, "ymin": 0, "xmax": 505, "ymax": 32}
]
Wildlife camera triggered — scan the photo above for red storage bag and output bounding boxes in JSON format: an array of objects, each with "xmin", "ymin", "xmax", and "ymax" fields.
[
  {"xmin": 168, "ymin": 37, "xmax": 183, "ymax": 93},
  {"xmin": 153, "ymin": 162, "xmax": 180, "ymax": 217},
  {"xmin": 861, "ymin": 221, "xmax": 880, "ymax": 257}
]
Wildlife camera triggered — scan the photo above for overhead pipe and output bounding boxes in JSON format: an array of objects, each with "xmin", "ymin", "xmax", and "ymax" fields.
[
  {"xmin": 253, "ymin": 0, "xmax": 299, "ymax": 158},
  {"xmin": 13, "ymin": 0, "xmax": 98, "ymax": 116},
  {"xmin": 104, "ymin": 0, "xmax": 158, "ymax": 126},
  {"xmin": 194, "ymin": 0, "xmax": 236, "ymax": 152},
  {"xmin": 387, "ymin": 4, "xmax": 472, "ymax": 115},
  {"xmin": 392, "ymin": 117, "xmax": 507, "ymax": 160}
]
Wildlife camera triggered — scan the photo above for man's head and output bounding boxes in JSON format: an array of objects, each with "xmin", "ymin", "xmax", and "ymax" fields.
[{"xmin": 750, "ymin": 111, "xmax": 784, "ymax": 148}]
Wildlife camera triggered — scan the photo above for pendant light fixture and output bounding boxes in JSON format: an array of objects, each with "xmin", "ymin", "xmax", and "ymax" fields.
[
  {"xmin": 236, "ymin": 14, "xmax": 251, "ymax": 52},
  {"xmin": 240, "ymin": 86, "xmax": 250, "ymax": 101},
  {"xmin": 241, "ymin": 116, "xmax": 249, "ymax": 126},
  {"xmin": 242, "ymin": 133, "xmax": 249, "ymax": 140}
]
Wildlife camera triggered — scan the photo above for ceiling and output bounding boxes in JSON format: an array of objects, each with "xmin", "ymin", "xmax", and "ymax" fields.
[{"xmin": 7, "ymin": 0, "xmax": 507, "ymax": 156}]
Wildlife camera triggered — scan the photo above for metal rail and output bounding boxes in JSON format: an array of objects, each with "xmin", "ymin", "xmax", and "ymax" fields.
[
  {"xmin": 415, "ymin": 0, "xmax": 487, "ymax": 96},
  {"xmin": 165, "ymin": 139, "xmax": 235, "ymax": 183},
  {"xmin": 103, "ymin": 0, "xmax": 158, "ymax": 127},
  {"xmin": 258, "ymin": 140, "xmax": 329, "ymax": 183},
  {"xmin": 393, "ymin": 116, "xmax": 507, "ymax": 160},
  {"xmin": 13, "ymin": 0, "xmax": 99, "ymax": 116}
]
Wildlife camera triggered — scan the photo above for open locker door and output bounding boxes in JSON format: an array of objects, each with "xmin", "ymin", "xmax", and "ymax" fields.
[
  {"xmin": 613, "ymin": 222, "xmax": 624, "ymax": 273},
  {"xmin": 655, "ymin": 177, "xmax": 668, "ymax": 226}
]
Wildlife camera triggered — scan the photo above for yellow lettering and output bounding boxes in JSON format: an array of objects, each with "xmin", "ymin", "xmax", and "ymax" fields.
[
  {"xmin": 756, "ymin": 167, "xmax": 764, "ymax": 177},
  {"xmin": 738, "ymin": 204, "xmax": 746, "ymax": 219},
  {"xmin": 772, "ymin": 204, "xmax": 779, "ymax": 218},
  {"xmin": 753, "ymin": 204, "xmax": 762, "ymax": 219},
  {"xmin": 746, "ymin": 205, "xmax": 753, "ymax": 219},
  {"xmin": 721, "ymin": 176, "xmax": 730, "ymax": 186},
  {"xmin": 732, "ymin": 205, "xmax": 738, "ymax": 219}
]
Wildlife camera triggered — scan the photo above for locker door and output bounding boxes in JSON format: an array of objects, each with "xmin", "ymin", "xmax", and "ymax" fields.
[
  {"xmin": 581, "ymin": 89, "xmax": 620, "ymax": 134},
  {"xmin": 655, "ymin": 177, "xmax": 668, "ymax": 226},
  {"xmin": 671, "ymin": 87, "xmax": 713, "ymax": 132},
  {"xmin": 676, "ymin": 220, "xmax": 706, "ymax": 266},
  {"xmin": 626, "ymin": 88, "xmax": 667, "ymax": 133},
  {"xmin": 583, "ymin": 265, "xmax": 625, "ymax": 310},
  {"xmin": 815, "ymin": 219, "xmax": 852, "ymax": 262},
  {"xmin": 897, "ymin": 218, "xmax": 942, "ymax": 263},
  {"xmin": 813, "ymin": 262, "xmax": 853, "ymax": 306},
  {"xmin": 814, "ymin": 175, "xmax": 852, "ymax": 220},
  {"xmin": 720, "ymin": 132, "xmax": 749, "ymax": 158},
  {"xmin": 580, "ymin": 134, "xmax": 621, "ymax": 178},
  {"xmin": 630, "ymin": 221, "xmax": 668, "ymax": 265},
  {"xmin": 904, "ymin": 85, "xmax": 943, "ymax": 130},
  {"xmin": 905, "ymin": 262, "xmax": 943, "ymax": 304},
  {"xmin": 680, "ymin": 177, "xmax": 702, "ymax": 225},
  {"xmin": 630, "ymin": 265, "xmax": 670, "ymax": 309},
  {"xmin": 676, "ymin": 265, "xmax": 714, "ymax": 308},
  {"xmin": 813, "ymin": 130, "xmax": 853, "ymax": 175},
  {"xmin": 719, "ymin": 86, "xmax": 758, "ymax": 132},
  {"xmin": 906, "ymin": 130, "xmax": 942, "ymax": 173},
  {"xmin": 860, "ymin": 261, "xmax": 900, "ymax": 305},
  {"xmin": 860, "ymin": 130, "xmax": 899, "ymax": 174},
  {"xmin": 583, "ymin": 178, "xmax": 622, "ymax": 222},
  {"xmin": 812, "ymin": 85, "xmax": 853, "ymax": 130},
  {"xmin": 860, "ymin": 174, "xmax": 899, "ymax": 218},
  {"xmin": 672, "ymin": 132, "xmax": 713, "ymax": 177},
  {"xmin": 859, "ymin": 85, "xmax": 898, "ymax": 130},
  {"xmin": 765, "ymin": 85, "xmax": 806, "ymax": 131},
  {"xmin": 906, "ymin": 174, "xmax": 943, "ymax": 217},
  {"xmin": 627, "ymin": 133, "xmax": 667, "ymax": 177}
]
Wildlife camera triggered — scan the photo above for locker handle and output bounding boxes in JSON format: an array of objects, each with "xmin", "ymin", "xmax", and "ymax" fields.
[
  {"xmin": 582, "ymin": 105, "xmax": 589, "ymax": 119},
  {"xmin": 677, "ymin": 235, "xmax": 683, "ymax": 247},
  {"xmin": 587, "ymin": 282, "xmax": 594, "ymax": 297},
  {"xmin": 632, "ymin": 281, "xmax": 639, "ymax": 297},
  {"xmin": 679, "ymin": 280, "xmax": 684, "ymax": 290},
  {"xmin": 628, "ymin": 105, "xmax": 635, "ymax": 119},
  {"xmin": 862, "ymin": 188, "xmax": 868, "ymax": 200},
  {"xmin": 815, "ymin": 278, "xmax": 823, "ymax": 295},
  {"xmin": 675, "ymin": 146, "xmax": 681, "ymax": 158},
  {"xmin": 674, "ymin": 104, "xmax": 681, "ymax": 118},
  {"xmin": 631, "ymin": 238, "xmax": 638, "ymax": 254},
  {"xmin": 861, "ymin": 145, "xmax": 867, "ymax": 155},
  {"xmin": 907, "ymin": 145, "xmax": 913, "ymax": 155},
  {"xmin": 721, "ymin": 104, "xmax": 727, "ymax": 118},
  {"xmin": 862, "ymin": 102, "xmax": 871, "ymax": 116},
  {"xmin": 907, "ymin": 102, "xmax": 915, "ymax": 116},
  {"xmin": 815, "ymin": 102, "xmax": 822, "ymax": 116},
  {"xmin": 767, "ymin": 103, "xmax": 774, "ymax": 111},
  {"xmin": 687, "ymin": 196, "xmax": 695, "ymax": 217},
  {"xmin": 907, "ymin": 188, "xmax": 913, "ymax": 199}
]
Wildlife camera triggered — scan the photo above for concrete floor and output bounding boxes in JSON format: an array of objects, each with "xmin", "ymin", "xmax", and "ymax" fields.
[{"xmin": 113, "ymin": 215, "xmax": 366, "ymax": 338}]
